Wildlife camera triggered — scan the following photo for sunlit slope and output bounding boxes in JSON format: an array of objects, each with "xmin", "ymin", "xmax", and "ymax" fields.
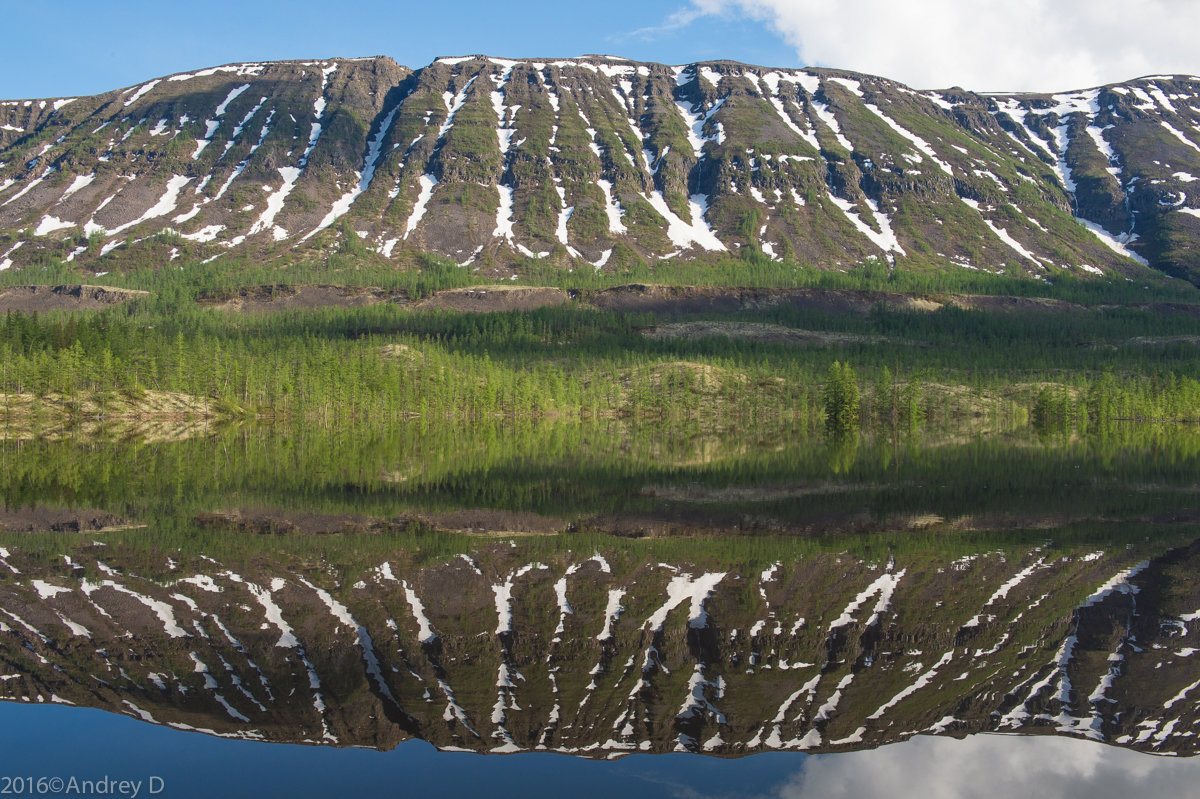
[{"xmin": 2, "ymin": 57, "xmax": 1199, "ymax": 281}]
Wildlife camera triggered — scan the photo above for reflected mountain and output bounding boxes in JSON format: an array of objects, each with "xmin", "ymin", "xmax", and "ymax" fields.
[{"xmin": 0, "ymin": 533, "xmax": 1197, "ymax": 758}]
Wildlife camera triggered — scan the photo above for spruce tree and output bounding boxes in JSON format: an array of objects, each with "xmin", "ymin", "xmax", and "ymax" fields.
[{"xmin": 824, "ymin": 361, "xmax": 860, "ymax": 433}]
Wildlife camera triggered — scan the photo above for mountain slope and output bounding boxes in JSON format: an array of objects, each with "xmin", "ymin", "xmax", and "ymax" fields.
[{"xmin": 2, "ymin": 55, "xmax": 1200, "ymax": 283}]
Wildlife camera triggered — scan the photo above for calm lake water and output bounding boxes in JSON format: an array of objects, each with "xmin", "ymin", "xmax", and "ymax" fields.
[
  {"xmin": 1, "ymin": 421, "xmax": 1198, "ymax": 797},
  {"xmin": 3, "ymin": 703, "xmax": 1199, "ymax": 799}
]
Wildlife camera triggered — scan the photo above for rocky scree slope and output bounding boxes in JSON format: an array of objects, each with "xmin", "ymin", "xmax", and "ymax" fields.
[{"xmin": 2, "ymin": 56, "xmax": 1200, "ymax": 283}]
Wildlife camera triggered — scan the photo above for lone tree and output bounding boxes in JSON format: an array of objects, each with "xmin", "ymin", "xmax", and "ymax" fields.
[{"xmin": 824, "ymin": 361, "xmax": 861, "ymax": 433}]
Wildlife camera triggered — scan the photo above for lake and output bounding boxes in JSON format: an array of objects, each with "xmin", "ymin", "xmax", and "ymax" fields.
[{"xmin": 0, "ymin": 420, "xmax": 1198, "ymax": 797}]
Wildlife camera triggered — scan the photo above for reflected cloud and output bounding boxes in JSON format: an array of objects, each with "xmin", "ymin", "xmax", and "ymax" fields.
[{"xmin": 780, "ymin": 734, "xmax": 1200, "ymax": 799}]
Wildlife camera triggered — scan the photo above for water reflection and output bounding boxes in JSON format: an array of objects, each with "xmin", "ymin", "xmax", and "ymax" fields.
[
  {"xmin": 3, "ymin": 702, "xmax": 1198, "ymax": 799},
  {"xmin": 0, "ymin": 533, "xmax": 1196, "ymax": 757},
  {"xmin": 2, "ymin": 419, "xmax": 1200, "ymax": 538},
  {"xmin": 788, "ymin": 735, "xmax": 1200, "ymax": 799},
  {"xmin": 1, "ymin": 419, "xmax": 1198, "ymax": 797}
]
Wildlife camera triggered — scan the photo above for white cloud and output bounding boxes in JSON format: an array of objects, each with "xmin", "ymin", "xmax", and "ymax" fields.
[
  {"xmin": 626, "ymin": 7, "xmax": 710, "ymax": 40},
  {"xmin": 775, "ymin": 734, "xmax": 1200, "ymax": 799},
  {"xmin": 681, "ymin": 0, "xmax": 1200, "ymax": 91}
]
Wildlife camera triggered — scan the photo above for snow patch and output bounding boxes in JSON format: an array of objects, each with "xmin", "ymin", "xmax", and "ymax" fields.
[
  {"xmin": 402, "ymin": 581, "xmax": 437, "ymax": 644},
  {"xmin": 596, "ymin": 180, "xmax": 626, "ymax": 234},
  {"xmin": 302, "ymin": 102, "xmax": 401, "ymax": 241},
  {"xmin": 828, "ymin": 195, "xmax": 905, "ymax": 256},
  {"xmin": 107, "ymin": 175, "xmax": 193, "ymax": 235},
  {"xmin": 810, "ymin": 99, "xmax": 853, "ymax": 151},
  {"xmin": 180, "ymin": 225, "xmax": 225, "ymax": 243},
  {"xmin": 59, "ymin": 174, "xmax": 95, "ymax": 202},
  {"xmin": 248, "ymin": 167, "xmax": 300, "ymax": 237},
  {"xmin": 214, "ymin": 84, "xmax": 250, "ymax": 117},
  {"xmin": 123, "ymin": 80, "xmax": 160, "ymax": 107},
  {"xmin": 437, "ymin": 75, "xmax": 479, "ymax": 144},
  {"xmin": 101, "ymin": 582, "xmax": 189, "ymax": 638},
  {"xmin": 31, "ymin": 580, "xmax": 71, "ymax": 599},
  {"xmin": 494, "ymin": 184, "xmax": 516, "ymax": 241},
  {"xmin": 644, "ymin": 572, "xmax": 727, "ymax": 632},
  {"xmin": 868, "ymin": 651, "xmax": 954, "ymax": 720},
  {"xmin": 403, "ymin": 174, "xmax": 439, "ymax": 238},
  {"xmin": 34, "ymin": 216, "xmax": 75, "ymax": 236},
  {"xmin": 864, "ymin": 103, "xmax": 953, "ymax": 174},
  {"xmin": 760, "ymin": 73, "xmax": 820, "ymax": 151},
  {"xmin": 830, "ymin": 568, "xmax": 906, "ymax": 631},
  {"xmin": 960, "ymin": 198, "xmax": 1042, "ymax": 266},
  {"xmin": 644, "ymin": 191, "xmax": 726, "ymax": 251},
  {"xmin": 1161, "ymin": 121, "xmax": 1200, "ymax": 156},
  {"xmin": 1078, "ymin": 218, "xmax": 1149, "ymax": 266},
  {"xmin": 598, "ymin": 589, "xmax": 626, "ymax": 642}
]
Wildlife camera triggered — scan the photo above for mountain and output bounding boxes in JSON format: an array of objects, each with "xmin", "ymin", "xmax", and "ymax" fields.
[
  {"xmin": 1, "ymin": 535, "xmax": 1198, "ymax": 757},
  {"xmin": 2, "ymin": 55, "xmax": 1200, "ymax": 283}
]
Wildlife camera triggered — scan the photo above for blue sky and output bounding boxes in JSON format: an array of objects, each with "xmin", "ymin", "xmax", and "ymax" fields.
[
  {"xmin": 3, "ymin": 1, "xmax": 798, "ymax": 99},
  {"xmin": 9, "ymin": 1, "xmax": 1200, "ymax": 99}
]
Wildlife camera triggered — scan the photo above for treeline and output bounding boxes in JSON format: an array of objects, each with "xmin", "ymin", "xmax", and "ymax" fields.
[
  {"xmin": 0, "ymin": 307, "xmax": 821, "ymax": 426},
  {"xmin": 6, "ymin": 300, "xmax": 1200, "ymax": 391},
  {"xmin": 1032, "ymin": 371, "xmax": 1200, "ymax": 430},
  {"xmin": 2, "ymin": 279, "xmax": 1199, "ymax": 429}
]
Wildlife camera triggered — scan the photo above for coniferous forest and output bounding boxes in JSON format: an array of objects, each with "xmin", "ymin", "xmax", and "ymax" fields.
[{"xmin": 3, "ymin": 255, "xmax": 1200, "ymax": 436}]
